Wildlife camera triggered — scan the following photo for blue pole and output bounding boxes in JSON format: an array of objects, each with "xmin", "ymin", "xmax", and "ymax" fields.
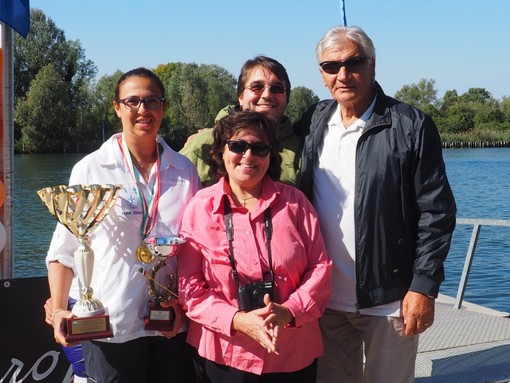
[{"xmin": 341, "ymin": 0, "xmax": 348, "ymax": 26}]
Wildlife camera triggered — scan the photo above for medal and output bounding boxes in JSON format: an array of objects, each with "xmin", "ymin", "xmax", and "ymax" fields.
[
  {"xmin": 119, "ymin": 135, "xmax": 161, "ymax": 264},
  {"xmin": 136, "ymin": 243, "xmax": 154, "ymax": 263}
]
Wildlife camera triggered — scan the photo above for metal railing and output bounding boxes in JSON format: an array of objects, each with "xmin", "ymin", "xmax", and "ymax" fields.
[{"xmin": 454, "ymin": 218, "xmax": 510, "ymax": 309}]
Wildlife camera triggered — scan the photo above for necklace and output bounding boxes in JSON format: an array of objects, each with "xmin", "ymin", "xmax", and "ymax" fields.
[
  {"xmin": 239, "ymin": 195, "xmax": 256, "ymax": 207},
  {"xmin": 131, "ymin": 155, "xmax": 153, "ymax": 180}
]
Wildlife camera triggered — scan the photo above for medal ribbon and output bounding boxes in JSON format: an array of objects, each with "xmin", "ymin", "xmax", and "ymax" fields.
[{"xmin": 118, "ymin": 135, "xmax": 161, "ymax": 240}]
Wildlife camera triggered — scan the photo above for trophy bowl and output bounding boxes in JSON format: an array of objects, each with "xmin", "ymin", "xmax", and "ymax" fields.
[
  {"xmin": 145, "ymin": 236, "xmax": 186, "ymax": 259},
  {"xmin": 37, "ymin": 184, "xmax": 121, "ymax": 342}
]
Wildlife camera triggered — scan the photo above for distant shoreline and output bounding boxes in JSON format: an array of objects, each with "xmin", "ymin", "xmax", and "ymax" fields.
[{"xmin": 442, "ymin": 141, "xmax": 510, "ymax": 149}]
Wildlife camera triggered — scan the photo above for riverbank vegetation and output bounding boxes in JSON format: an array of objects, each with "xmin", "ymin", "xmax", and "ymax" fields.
[{"xmin": 13, "ymin": 9, "xmax": 510, "ymax": 153}]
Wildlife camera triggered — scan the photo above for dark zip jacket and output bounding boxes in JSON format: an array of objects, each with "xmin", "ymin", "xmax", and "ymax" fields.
[{"xmin": 296, "ymin": 82, "xmax": 456, "ymax": 309}]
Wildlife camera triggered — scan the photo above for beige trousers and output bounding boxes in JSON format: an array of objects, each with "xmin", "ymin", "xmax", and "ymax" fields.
[{"xmin": 317, "ymin": 308, "xmax": 418, "ymax": 383}]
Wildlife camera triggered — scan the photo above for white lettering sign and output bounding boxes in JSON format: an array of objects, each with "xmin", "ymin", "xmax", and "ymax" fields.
[{"xmin": 0, "ymin": 351, "xmax": 73, "ymax": 383}]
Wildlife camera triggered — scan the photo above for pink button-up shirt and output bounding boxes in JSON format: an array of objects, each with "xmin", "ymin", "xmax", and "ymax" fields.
[{"xmin": 178, "ymin": 176, "xmax": 332, "ymax": 375}]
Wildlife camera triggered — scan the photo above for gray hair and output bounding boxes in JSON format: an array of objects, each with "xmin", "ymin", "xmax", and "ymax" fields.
[{"xmin": 315, "ymin": 25, "xmax": 376, "ymax": 64}]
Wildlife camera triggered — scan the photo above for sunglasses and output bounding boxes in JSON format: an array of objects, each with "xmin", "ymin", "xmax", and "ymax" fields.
[
  {"xmin": 227, "ymin": 140, "xmax": 271, "ymax": 157},
  {"xmin": 319, "ymin": 57, "xmax": 368, "ymax": 75},
  {"xmin": 244, "ymin": 83, "xmax": 286, "ymax": 95},
  {"xmin": 116, "ymin": 96, "xmax": 165, "ymax": 111}
]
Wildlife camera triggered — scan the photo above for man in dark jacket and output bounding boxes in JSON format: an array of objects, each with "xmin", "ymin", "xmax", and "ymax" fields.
[{"xmin": 297, "ymin": 26, "xmax": 456, "ymax": 383}]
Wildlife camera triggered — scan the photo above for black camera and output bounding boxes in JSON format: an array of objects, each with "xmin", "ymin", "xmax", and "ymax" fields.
[{"xmin": 237, "ymin": 280, "xmax": 274, "ymax": 311}]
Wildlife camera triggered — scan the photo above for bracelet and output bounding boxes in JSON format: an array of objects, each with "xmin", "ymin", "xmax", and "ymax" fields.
[{"xmin": 51, "ymin": 309, "xmax": 65, "ymax": 324}]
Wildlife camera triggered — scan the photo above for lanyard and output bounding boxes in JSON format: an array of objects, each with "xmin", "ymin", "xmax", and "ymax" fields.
[
  {"xmin": 118, "ymin": 135, "xmax": 161, "ymax": 239},
  {"xmin": 222, "ymin": 195, "xmax": 274, "ymax": 287}
]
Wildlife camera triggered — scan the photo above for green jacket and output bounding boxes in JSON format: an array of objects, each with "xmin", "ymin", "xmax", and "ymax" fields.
[{"xmin": 179, "ymin": 106, "xmax": 302, "ymax": 187}]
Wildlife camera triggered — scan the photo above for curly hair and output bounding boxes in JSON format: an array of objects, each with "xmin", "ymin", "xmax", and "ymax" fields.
[{"xmin": 209, "ymin": 110, "xmax": 282, "ymax": 181}]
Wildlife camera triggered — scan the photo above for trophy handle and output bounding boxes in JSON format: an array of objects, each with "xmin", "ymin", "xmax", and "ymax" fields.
[{"xmin": 148, "ymin": 260, "xmax": 176, "ymax": 303}]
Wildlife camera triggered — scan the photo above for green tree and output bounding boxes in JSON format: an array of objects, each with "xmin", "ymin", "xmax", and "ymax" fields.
[
  {"xmin": 458, "ymin": 88, "xmax": 492, "ymax": 104},
  {"xmin": 500, "ymin": 97, "xmax": 510, "ymax": 122},
  {"xmin": 161, "ymin": 63, "xmax": 236, "ymax": 149},
  {"xmin": 441, "ymin": 90, "xmax": 459, "ymax": 111},
  {"xmin": 438, "ymin": 104, "xmax": 475, "ymax": 134},
  {"xmin": 91, "ymin": 71, "xmax": 124, "ymax": 142},
  {"xmin": 286, "ymin": 86, "xmax": 320, "ymax": 124},
  {"xmin": 394, "ymin": 78, "xmax": 438, "ymax": 111},
  {"xmin": 14, "ymin": 8, "xmax": 97, "ymax": 151},
  {"xmin": 15, "ymin": 64, "xmax": 72, "ymax": 152}
]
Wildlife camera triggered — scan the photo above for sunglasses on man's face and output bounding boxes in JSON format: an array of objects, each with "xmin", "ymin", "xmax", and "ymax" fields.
[
  {"xmin": 226, "ymin": 140, "xmax": 271, "ymax": 157},
  {"xmin": 319, "ymin": 57, "xmax": 368, "ymax": 75},
  {"xmin": 244, "ymin": 82, "xmax": 286, "ymax": 95}
]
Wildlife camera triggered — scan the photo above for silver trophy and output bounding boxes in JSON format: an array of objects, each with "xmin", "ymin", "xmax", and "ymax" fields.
[
  {"xmin": 139, "ymin": 235, "xmax": 185, "ymax": 331},
  {"xmin": 37, "ymin": 184, "xmax": 121, "ymax": 341}
]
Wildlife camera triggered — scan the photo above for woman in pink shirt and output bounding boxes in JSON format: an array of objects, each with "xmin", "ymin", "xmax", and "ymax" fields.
[{"xmin": 178, "ymin": 110, "xmax": 332, "ymax": 382}]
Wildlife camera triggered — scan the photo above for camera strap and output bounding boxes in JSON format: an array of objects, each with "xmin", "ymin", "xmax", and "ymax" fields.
[{"xmin": 222, "ymin": 195, "xmax": 274, "ymax": 288}]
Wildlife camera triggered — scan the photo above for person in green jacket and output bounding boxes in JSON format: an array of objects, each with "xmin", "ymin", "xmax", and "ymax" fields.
[{"xmin": 179, "ymin": 55, "xmax": 302, "ymax": 187}]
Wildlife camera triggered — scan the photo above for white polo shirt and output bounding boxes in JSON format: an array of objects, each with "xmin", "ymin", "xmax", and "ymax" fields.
[{"xmin": 313, "ymin": 100, "xmax": 400, "ymax": 316}]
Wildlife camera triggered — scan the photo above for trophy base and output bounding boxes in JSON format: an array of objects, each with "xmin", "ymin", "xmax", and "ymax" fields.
[
  {"xmin": 144, "ymin": 302, "xmax": 175, "ymax": 331},
  {"xmin": 64, "ymin": 313, "xmax": 113, "ymax": 343}
]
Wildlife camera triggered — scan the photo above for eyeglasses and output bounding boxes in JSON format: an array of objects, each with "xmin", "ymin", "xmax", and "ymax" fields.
[
  {"xmin": 116, "ymin": 96, "xmax": 166, "ymax": 111},
  {"xmin": 244, "ymin": 83, "xmax": 286, "ymax": 95},
  {"xmin": 227, "ymin": 140, "xmax": 271, "ymax": 157},
  {"xmin": 319, "ymin": 57, "xmax": 369, "ymax": 75}
]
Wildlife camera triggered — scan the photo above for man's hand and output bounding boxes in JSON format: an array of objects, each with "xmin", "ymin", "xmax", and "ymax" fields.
[{"xmin": 402, "ymin": 291, "xmax": 435, "ymax": 336}]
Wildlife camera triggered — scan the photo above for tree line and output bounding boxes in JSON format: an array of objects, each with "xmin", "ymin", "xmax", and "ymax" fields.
[
  {"xmin": 13, "ymin": 10, "xmax": 510, "ymax": 154},
  {"xmin": 395, "ymin": 79, "xmax": 510, "ymax": 145}
]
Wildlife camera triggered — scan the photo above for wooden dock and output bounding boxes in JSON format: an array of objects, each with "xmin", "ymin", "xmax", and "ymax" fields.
[{"xmin": 416, "ymin": 294, "xmax": 510, "ymax": 382}]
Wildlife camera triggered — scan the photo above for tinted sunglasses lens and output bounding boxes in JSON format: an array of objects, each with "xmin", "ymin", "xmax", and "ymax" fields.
[
  {"xmin": 269, "ymin": 84, "xmax": 285, "ymax": 94},
  {"xmin": 246, "ymin": 83, "xmax": 285, "ymax": 94},
  {"xmin": 227, "ymin": 141, "xmax": 248, "ymax": 154},
  {"xmin": 345, "ymin": 58, "xmax": 366, "ymax": 71},
  {"xmin": 321, "ymin": 58, "xmax": 367, "ymax": 74},
  {"xmin": 227, "ymin": 141, "xmax": 270, "ymax": 156},
  {"xmin": 250, "ymin": 143, "xmax": 270, "ymax": 156},
  {"xmin": 248, "ymin": 84, "xmax": 265, "ymax": 93},
  {"xmin": 320, "ymin": 62, "xmax": 341, "ymax": 75}
]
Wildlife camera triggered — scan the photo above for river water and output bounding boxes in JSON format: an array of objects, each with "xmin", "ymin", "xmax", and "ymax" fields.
[{"xmin": 10, "ymin": 148, "xmax": 510, "ymax": 312}]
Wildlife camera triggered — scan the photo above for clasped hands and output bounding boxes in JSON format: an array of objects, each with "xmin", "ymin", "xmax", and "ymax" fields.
[{"xmin": 232, "ymin": 294, "xmax": 294, "ymax": 354}]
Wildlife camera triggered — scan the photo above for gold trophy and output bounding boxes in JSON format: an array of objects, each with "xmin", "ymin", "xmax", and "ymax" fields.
[
  {"xmin": 37, "ymin": 184, "xmax": 121, "ymax": 342},
  {"xmin": 138, "ymin": 235, "xmax": 185, "ymax": 332}
]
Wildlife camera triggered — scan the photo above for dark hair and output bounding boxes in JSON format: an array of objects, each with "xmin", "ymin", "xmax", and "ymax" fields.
[
  {"xmin": 114, "ymin": 67, "xmax": 166, "ymax": 100},
  {"xmin": 237, "ymin": 56, "xmax": 291, "ymax": 103},
  {"xmin": 209, "ymin": 110, "xmax": 282, "ymax": 181}
]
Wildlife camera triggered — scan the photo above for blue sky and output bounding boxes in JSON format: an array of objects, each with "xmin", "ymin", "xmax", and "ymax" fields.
[{"xmin": 28, "ymin": 0, "xmax": 510, "ymax": 101}]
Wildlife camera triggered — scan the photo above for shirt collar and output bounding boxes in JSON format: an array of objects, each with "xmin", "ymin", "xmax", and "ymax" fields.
[{"xmin": 211, "ymin": 176, "xmax": 280, "ymax": 219}]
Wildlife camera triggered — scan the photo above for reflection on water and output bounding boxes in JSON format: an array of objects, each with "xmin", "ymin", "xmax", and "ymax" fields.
[
  {"xmin": 440, "ymin": 148, "xmax": 510, "ymax": 312},
  {"xmin": 13, "ymin": 153, "xmax": 84, "ymax": 278},
  {"xmin": 11, "ymin": 149, "xmax": 510, "ymax": 312}
]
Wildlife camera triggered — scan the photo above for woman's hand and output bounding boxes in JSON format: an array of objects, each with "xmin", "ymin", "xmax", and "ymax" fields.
[
  {"xmin": 262, "ymin": 294, "xmax": 294, "ymax": 344},
  {"xmin": 159, "ymin": 299, "xmax": 185, "ymax": 339},
  {"xmin": 51, "ymin": 309, "xmax": 75, "ymax": 347},
  {"xmin": 232, "ymin": 294, "xmax": 294, "ymax": 354},
  {"xmin": 44, "ymin": 298, "xmax": 53, "ymax": 326},
  {"xmin": 232, "ymin": 303, "xmax": 278, "ymax": 354}
]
